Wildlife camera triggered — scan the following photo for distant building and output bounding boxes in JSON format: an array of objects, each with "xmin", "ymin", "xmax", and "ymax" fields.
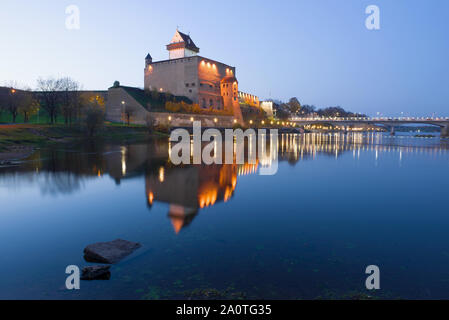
[{"xmin": 260, "ymin": 101, "xmax": 275, "ymax": 117}]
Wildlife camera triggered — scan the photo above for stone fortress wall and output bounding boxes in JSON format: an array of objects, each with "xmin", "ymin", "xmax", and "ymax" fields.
[{"xmin": 106, "ymin": 86, "xmax": 235, "ymax": 128}]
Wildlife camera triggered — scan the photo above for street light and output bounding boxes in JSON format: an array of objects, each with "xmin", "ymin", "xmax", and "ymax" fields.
[{"xmin": 121, "ymin": 101, "xmax": 126, "ymax": 124}]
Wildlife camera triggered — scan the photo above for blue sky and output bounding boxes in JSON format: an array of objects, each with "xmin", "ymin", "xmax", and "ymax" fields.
[{"xmin": 1, "ymin": 0, "xmax": 448, "ymax": 116}]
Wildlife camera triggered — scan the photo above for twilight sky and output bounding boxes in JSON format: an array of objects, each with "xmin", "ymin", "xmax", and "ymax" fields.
[{"xmin": 1, "ymin": 0, "xmax": 448, "ymax": 116}]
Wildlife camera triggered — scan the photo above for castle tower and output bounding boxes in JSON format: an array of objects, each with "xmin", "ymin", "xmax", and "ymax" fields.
[
  {"xmin": 166, "ymin": 30, "xmax": 200, "ymax": 60},
  {"xmin": 221, "ymin": 76, "xmax": 244, "ymax": 125},
  {"xmin": 145, "ymin": 53, "xmax": 152, "ymax": 67},
  {"xmin": 144, "ymin": 53, "xmax": 153, "ymax": 90}
]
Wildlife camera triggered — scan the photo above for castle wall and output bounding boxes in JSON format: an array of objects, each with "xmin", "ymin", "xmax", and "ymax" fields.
[
  {"xmin": 239, "ymin": 91, "xmax": 260, "ymax": 108},
  {"xmin": 145, "ymin": 57, "xmax": 199, "ymax": 103},
  {"xmin": 198, "ymin": 58, "xmax": 235, "ymax": 110},
  {"xmin": 105, "ymin": 87, "xmax": 150, "ymax": 124},
  {"xmin": 145, "ymin": 56, "xmax": 236, "ymax": 111},
  {"xmin": 150, "ymin": 112, "xmax": 236, "ymax": 128},
  {"xmin": 106, "ymin": 86, "xmax": 237, "ymax": 127}
]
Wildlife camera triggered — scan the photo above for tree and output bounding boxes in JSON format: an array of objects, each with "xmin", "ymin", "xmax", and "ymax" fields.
[
  {"xmin": 80, "ymin": 92, "xmax": 105, "ymax": 121},
  {"xmin": 17, "ymin": 90, "xmax": 39, "ymax": 123},
  {"xmin": 287, "ymin": 97, "xmax": 301, "ymax": 114},
  {"xmin": 300, "ymin": 104, "xmax": 316, "ymax": 116},
  {"xmin": 5, "ymin": 88, "xmax": 20, "ymax": 122},
  {"xmin": 84, "ymin": 100, "xmax": 104, "ymax": 137},
  {"xmin": 0, "ymin": 82, "xmax": 23, "ymax": 123},
  {"xmin": 60, "ymin": 77, "xmax": 81, "ymax": 125},
  {"xmin": 0, "ymin": 89, "xmax": 5, "ymax": 119},
  {"xmin": 276, "ymin": 107, "xmax": 291, "ymax": 120},
  {"xmin": 36, "ymin": 77, "xmax": 64, "ymax": 124}
]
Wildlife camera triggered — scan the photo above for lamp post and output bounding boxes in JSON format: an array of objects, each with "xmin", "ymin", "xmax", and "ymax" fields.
[{"xmin": 121, "ymin": 101, "xmax": 126, "ymax": 124}]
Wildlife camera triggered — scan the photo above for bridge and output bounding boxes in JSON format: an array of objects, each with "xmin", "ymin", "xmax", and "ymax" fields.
[{"xmin": 289, "ymin": 116, "xmax": 449, "ymax": 137}]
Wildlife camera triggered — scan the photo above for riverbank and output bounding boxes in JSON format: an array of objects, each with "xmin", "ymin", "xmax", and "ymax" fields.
[{"xmin": 0, "ymin": 123, "xmax": 158, "ymax": 163}]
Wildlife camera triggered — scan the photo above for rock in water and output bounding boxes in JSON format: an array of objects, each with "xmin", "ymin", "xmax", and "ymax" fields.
[
  {"xmin": 81, "ymin": 265, "xmax": 111, "ymax": 280},
  {"xmin": 84, "ymin": 239, "xmax": 142, "ymax": 264}
]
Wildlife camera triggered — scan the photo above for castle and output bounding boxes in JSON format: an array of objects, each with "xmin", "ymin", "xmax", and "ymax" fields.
[
  {"xmin": 143, "ymin": 30, "xmax": 257, "ymax": 122},
  {"xmin": 106, "ymin": 30, "xmax": 262, "ymax": 126}
]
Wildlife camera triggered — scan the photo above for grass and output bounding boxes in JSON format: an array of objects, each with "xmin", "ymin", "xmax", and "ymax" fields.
[
  {"xmin": 0, "ymin": 125, "xmax": 76, "ymax": 151},
  {"xmin": 0, "ymin": 122, "xmax": 156, "ymax": 153},
  {"xmin": 0, "ymin": 111, "xmax": 59, "ymax": 125}
]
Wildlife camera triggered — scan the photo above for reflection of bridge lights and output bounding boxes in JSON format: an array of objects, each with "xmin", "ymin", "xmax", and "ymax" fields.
[
  {"xmin": 238, "ymin": 162, "xmax": 259, "ymax": 176},
  {"xmin": 148, "ymin": 192, "xmax": 154, "ymax": 205},
  {"xmin": 260, "ymin": 154, "xmax": 273, "ymax": 167},
  {"xmin": 275, "ymin": 132, "xmax": 446, "ymax": 159}
]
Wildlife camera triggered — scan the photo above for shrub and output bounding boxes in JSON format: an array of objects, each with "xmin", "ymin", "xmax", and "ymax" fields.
[
  {"xmin": 84, "ymin": 105, "xmax": 104, "ymax": 137},
  {"xmin": 154, "ymin": 123, "xmax": 171, "ymax": 134},
  {"xmin": 165, "ymin": 100, "xmax": 233, "ymax": 116},
  {"xmin": 191, "ymin": 104, "xmax": 202, "ymax": 114},
  {"xmin": 165, "ymin": 101, "xmax": 180, "ymax": 112},
  {"xmin": 180, "ymin": 101, "xmax": 191, "ymax": 113}
]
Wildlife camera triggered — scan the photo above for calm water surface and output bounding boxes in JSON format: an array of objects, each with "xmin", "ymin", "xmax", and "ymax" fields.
[{"xmin": 1, "ymin": 133, "xmax": 449, "ymax": 299}]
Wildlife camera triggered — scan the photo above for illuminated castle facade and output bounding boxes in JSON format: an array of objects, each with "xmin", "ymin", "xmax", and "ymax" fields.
[{"xmin": 144, "ymin": 30, "xmax": 248, "ymax": 123}]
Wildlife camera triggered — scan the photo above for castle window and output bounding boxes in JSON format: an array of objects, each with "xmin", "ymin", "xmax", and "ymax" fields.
[
  {"xmin": 189, "ymin": 89, "xmax": 192, "ymax": 93},
  {"xmin": 202, "ymin": 98, "xmax": 206, "ymax": 108},
  {"xmin": 191, "ymin": 83, "xmax": 195, "ymax": 87},
  {"xmin": 209, "ymin": 99, "xmax": 213, "ymax": 107},
  {"xmin": 186, "ymin": 83, "xmax": 189, "ymax": 87}
]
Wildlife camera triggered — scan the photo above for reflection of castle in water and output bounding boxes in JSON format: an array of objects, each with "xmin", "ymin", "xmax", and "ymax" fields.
[
  {"xmin": 1, "ymin": 133, "xmax": 448, "ymax": 233},
  {"xmin": 146, "ymin": 164, "xmax": 236, "ymax": 233}
]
